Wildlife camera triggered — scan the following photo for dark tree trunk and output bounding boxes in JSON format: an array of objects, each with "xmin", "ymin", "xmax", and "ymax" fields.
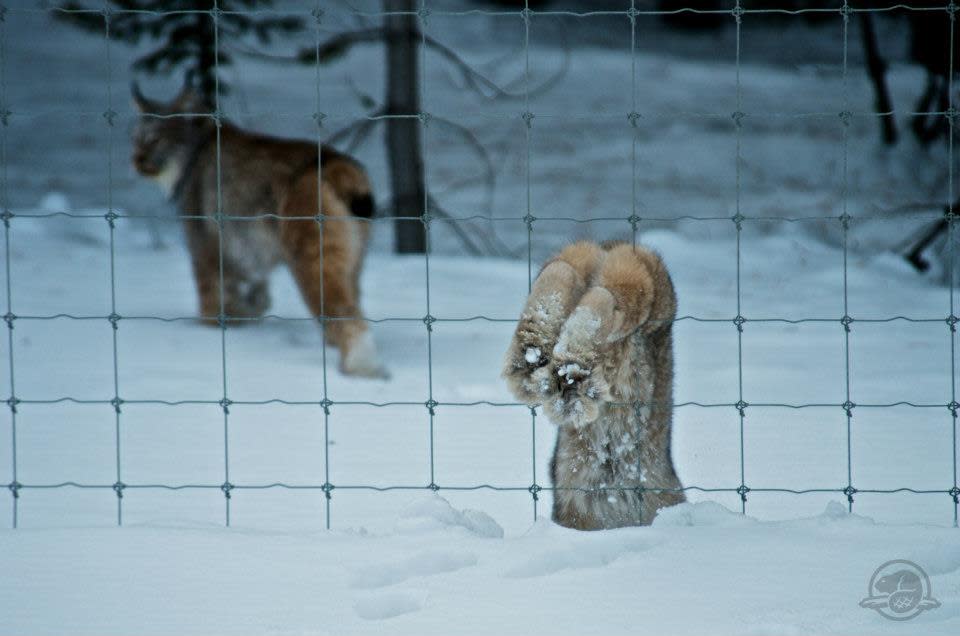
[
  {"xmin": 194, "ymin": 8, "xmax": 217, "ymax": 105},
  {"xmin": 384, "ymin": 0, "xmax": 427, "ymax": 254}
]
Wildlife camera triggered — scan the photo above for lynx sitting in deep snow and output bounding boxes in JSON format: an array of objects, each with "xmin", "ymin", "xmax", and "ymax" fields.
[
  {"xmin": 504, "ymin": 241, "xmax": 685, "ymax": 529},
  {"xmin": 131, "ymin": 83, "xmax": 385, "ymax": 378}
]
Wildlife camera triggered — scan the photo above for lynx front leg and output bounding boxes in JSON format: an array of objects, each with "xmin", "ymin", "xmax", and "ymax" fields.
[
  {"xmin": 503, "ymin": 241, "xmax": 605, "ymax": 405},
  {"xmin": 184, "ymin": 219, "xmax": 271, "ymax": 325},
  {"xmin": 546, "ymin": 245, "xmax": 676, "ymax": 426}
]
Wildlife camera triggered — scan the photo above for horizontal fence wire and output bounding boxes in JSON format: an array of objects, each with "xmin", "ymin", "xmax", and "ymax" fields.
[{"xmin": 2, "ymin": 1, "xmax": 960, "ymax": 529}]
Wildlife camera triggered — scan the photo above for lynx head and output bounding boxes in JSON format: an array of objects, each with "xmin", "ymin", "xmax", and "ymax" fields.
[{"xmin": 130, "ymin": 82, "xmax": 214, "ymax": 195}]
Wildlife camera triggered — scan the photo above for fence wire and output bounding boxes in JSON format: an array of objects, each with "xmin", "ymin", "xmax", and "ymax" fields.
[{"xmin": 2, "ymin": 1, "xmax": 960, "ymax": 530}]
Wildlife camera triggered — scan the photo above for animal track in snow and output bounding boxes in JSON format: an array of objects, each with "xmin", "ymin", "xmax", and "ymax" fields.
[
  {"xmin": 353, "ymin": 590, "xmax": 423, "ymax": 620},
  {"xmin": 503, "ymin": 535, "xmax": 659, "ymax": 579},
  {"xmin": 350, "ymin": 549, "xmax": 478, "ymax": 589}
]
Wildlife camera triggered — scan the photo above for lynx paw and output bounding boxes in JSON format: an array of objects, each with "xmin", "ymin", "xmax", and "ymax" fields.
[
  {"xmin": 543, "ymin": 361, "xmax": 609, "ymax": 427},
  {"xmin": 503, "ymin": 342, "xmax": 555, "ymax": 405},
  {"xmin": 341, "ymin": 332, "xmax": 390, "ymax": 380},
  {"xmin": 504, "ymin": 291, "xmax": 575, "ymax": 404}
]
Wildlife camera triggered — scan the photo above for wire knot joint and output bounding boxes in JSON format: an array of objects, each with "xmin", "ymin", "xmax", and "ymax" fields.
[{"xmin": 842, "ymin": 485, "xmax": 857, "ymax": 503}]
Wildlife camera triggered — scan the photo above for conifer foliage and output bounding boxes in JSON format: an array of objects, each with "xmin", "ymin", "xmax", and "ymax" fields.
[{"xmin": 56, "ymin": 1, "xmax": 302, "ymax": 103}]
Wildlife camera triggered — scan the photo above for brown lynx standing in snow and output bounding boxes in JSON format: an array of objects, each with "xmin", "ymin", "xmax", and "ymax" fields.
[
  {"xmin": 130, "ymin": 83, "xmax": 386, "ymax": 378},
  {"xmin": 504, "ymin": 241, "xmax": 685, "ymax": 529}
]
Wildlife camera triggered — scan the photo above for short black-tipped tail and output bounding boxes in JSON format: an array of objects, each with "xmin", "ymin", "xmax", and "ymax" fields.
[{"xmin": 350, "ymin": 193, "xmax": 375, "ymax": 219}]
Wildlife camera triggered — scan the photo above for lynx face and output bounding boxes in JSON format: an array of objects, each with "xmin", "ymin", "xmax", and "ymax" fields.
[{"xmin": 130, "ymin": 83, "xmax": 212, "ymax": 191}]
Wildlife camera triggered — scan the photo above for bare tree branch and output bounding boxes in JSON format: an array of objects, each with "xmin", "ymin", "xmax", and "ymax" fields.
[{"xmin": 323, "ymin": 108, "xmax": 386, "ymax": 148}]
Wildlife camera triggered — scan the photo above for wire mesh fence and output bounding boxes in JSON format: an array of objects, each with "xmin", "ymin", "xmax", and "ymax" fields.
[{"xmin": 2, "ymin": 1, "xmax": 959, "ymax": 531}]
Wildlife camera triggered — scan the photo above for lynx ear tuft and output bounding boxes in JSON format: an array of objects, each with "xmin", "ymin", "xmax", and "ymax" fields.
[{"xmin": 173, "ymin": 78, "xmax": 210, "ymax": 114}]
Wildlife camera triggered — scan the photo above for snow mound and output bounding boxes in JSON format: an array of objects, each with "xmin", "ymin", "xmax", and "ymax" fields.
[
  {"xmin": 652, "ymin": 501, "xmax": 758, "ymax": 527},
  {"xmin": 908, "ymin": 541, "xmax": 960, "ymax": 576},
  {"xmin": 394, "ymin": 495, "xmax": 504, "ymax": 538},
  {"xmin": 811, "ymin": 500, "xmax": 876, "ymax": 526}
]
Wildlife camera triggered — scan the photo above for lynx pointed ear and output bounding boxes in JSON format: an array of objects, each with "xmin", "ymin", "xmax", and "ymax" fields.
[
  {"xmin": 130, "ymin": 81, "xmax": 156, "ymax": 113},
  {"xmin": 173, "ymin": 78, "xmax": 207, "ymax": 113}
]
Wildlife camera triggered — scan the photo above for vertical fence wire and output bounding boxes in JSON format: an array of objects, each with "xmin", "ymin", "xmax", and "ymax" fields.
[
  {"xmin": 733, "ymin": 0, "xmax": 747, "ymax": 515},
  {"xmin": 949, "ymin": 1, "xmax": 958, "ymax": 528},
  {"xmin": 523, "ymin": 0, "xmax": 537, "ymax": 521},
  {"xmin": 1, "ymin": 2, "xmax": 959, "ymax": 529},
  {"xmin": 313, "ymin": 0, "xmax": 333, "ymax": 531},
  {"xmin": 421, "ymin": 0, "xmax": 438, "ymax": 495},
  {"xmin": 212, "ymin": 2, "xmax": 232, "ymax": 526},
  {"xmin": 103, "ymin": 7, "xmax": 124, "ymax": 526},
  {"xmin": 629, "ymin": 0, "xmax": 639, "ymax": 250},
  {"xmin": 0, "ymin": 3, "xmax": 15, "ymax": 529},
  {"xmin": 841, "ymin": 1, "xmax": 855, "ymax": 514}
]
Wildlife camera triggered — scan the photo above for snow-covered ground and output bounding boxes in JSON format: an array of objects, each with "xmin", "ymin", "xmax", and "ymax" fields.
[
  {"xmin": 4, "ymin": 498, "xmax": 960, "ymax": 636},
  {"xmin": 3, "ymin": 2, "xmax": 960, "ymax": 635},
  {"xmin": 2, "ymin": 200, "xmax": 958, "ymax": 634}
]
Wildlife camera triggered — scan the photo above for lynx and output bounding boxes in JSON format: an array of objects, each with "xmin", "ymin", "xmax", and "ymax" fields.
[
  {"xmin": 131, "ymin": 83, "xmax": 385, "ymax": 378},
  {"xmin": 504, "ymin": 241, "xmax": 685, "ymax": 529}
]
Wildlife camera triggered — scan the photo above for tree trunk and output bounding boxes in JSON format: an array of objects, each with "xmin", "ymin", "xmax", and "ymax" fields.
[{"xmin": 384, "ymin": 0, "xmax": 427, "ymax": 253}]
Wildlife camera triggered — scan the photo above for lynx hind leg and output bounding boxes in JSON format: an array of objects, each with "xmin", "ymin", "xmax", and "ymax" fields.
[
  {"xmin": 547, "ymin": 244, "xmax": 676, "ymax": 426},
  {"xmin": 503, "ymin": 241, "xmax": 604, "ymax": 405},
  {"xmin": 281, "ymin": 176, "xmax": 386, "ymax": 379}
]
